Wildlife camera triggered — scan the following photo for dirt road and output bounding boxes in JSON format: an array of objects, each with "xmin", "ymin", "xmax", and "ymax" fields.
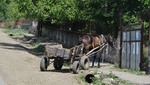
[{"xmin": 0, "ymin": 28, "xmax": 81, "ymax": 85}]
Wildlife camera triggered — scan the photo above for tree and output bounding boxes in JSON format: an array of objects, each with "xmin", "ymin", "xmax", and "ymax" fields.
[
  {"xmin": 4, "ymin": 0, "xmax": 150, "ymax": 37},
  {"xmin": 6, "ymin": 0, "xmax": 52, "ymax": 36},
  {"xmin": 0, "ymin": 0, "xmax": 8, "ymax": 21}
]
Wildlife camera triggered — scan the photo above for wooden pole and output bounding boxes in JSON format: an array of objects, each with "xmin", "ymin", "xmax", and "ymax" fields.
[
  {"xmin": 148, "ymin": 42, "xmax": 150, "ymax": 74},
  {"xmin": 148, "ymin": 18, "xmax": 150, "ymax": 74}
]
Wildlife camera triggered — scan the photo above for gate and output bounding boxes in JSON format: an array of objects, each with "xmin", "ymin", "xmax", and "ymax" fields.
[{"xmin": 121, "ymin": 25, "xmax": 143, "ymax": 71}]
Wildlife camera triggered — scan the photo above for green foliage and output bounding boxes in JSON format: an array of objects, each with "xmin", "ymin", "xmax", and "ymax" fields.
[
  {"xmin": 114, "ymin": 63, "xmax": 119, "ymax": 68},
  {"xmin": 0, "ymin": 0, "xmax": 8, "ymax": 21},
  {"xmin": 121, "ymin": 68, "xmax": 142, "ymax": 75},
  {"xmin": 3, "ymin": 28, "xmax": 28, "ymax": 37},
  {"xmin": 6, "ymin": 0, "xmax": 52, "ymax": 21},
  {"xmin": 122, "ymin": 14, "xmax": 139, "ymax": 25},
  {"xmin": 114, "ymin": 63, "xmax": 143, "ymax": 75},
  {"xmin": 63, "ymin": 61, "xmax": 69, "ymax": 66},
  {"xmin": 92, "ymin": 77, "xmax": 104, "ymax": 85},
  {"xmin": 33, "ymin": 43, "xmax": 45, "ymax": 52},
  {"xmin": 89, "ymin": 68, "xmax": 99, "ymax": 75},
  {"xmin": 6, "ymin": 1, "xmax": 24, "ymax": 21},
  {"xmin": 74, "ymin": 73, "xmax": 88, "ymax": 85},
  {"xmin": 75, "ymin": 71, "xmax": 132, "ymax": 85},
  {"xmin": 50, "ymin": 0, "xmax": 78, "ymax": 24},
  {"xmin": 1, "ymin": 0, "xmax": 150, "ymax": 34},
  {"xmin": 142, "ymin": 47, "xmax": 148, "ymax": 71},
  {"xmin": 114, "ymin": 78, "xmax": 132, "ymax": 85},
  {"xmin": 108, "ymin": 71, "xmax": 116, "ymax": 79}
]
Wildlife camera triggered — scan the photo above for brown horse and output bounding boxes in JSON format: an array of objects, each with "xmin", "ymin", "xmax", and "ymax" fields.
[{"xmin": 79, "ymin": 34, "xmax": 114, "ymax": 68}]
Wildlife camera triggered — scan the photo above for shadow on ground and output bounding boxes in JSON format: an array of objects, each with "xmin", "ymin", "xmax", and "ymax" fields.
[
  {"xmin": 43, "ymin": 68, "xmax": 71, "ymax": 73},
  {"xmin": 0, "ymin": 42, "xmax": 42, "ymax": 57}
]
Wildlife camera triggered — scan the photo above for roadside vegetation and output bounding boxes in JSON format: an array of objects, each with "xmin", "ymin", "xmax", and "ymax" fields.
[
  {"xmin": 32, "ymin": 43, "xmax": 45, "ymax": 52},
  {"xmin": 113, "ymin": 46, "xmax": 148, "ymax": 75},
  {"xmin": 3, "ymin": 28, "xmax": 28, "ymax": 38},
  {"xmin": 114, "ymin": 64, "xmax": 143, "ymax": 75},
  {"xmin": 143, "ymin": 47, "xmax": 148, "ymax": 72},
  {"xmin": 3, "ymin": 28, "xmax": 45, "ymax": 53},
  {"xmin": 74, "ymin": 69, "xmax": 132, "ymax": 85}
]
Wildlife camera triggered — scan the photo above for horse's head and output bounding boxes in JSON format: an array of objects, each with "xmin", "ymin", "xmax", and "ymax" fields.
[{"xmin": 104, "ymin": 34, "xmax": 114, "ymax": 48}]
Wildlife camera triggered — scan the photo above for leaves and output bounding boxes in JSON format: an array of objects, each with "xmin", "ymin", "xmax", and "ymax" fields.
[{"xmin": 0, "ymin": 0, "xmax": 150, "ymax": 34}]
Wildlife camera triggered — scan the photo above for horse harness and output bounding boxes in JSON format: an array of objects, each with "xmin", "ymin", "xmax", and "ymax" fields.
[{"xmin": 99, "ymin": 34, "xmax": 108, "ymax": 53}]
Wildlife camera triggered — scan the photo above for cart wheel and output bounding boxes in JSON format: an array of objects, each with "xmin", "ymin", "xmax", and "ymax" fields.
[
  {"xmin": 40, "ymin": 56, "xmax": 49, "ymax": 71},
  {"xmin": 80, "ymin": 56, "xmax": 90, "ymax": 70},
  {"xmin": 72, "ymin": 61, "xmax": 80, "ymax": 74},
  {"xmin": 53, "ymin": 59, "xmax": 64, "ymax": 70}
]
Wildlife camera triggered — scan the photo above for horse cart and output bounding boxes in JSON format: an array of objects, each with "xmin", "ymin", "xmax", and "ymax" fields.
[{"xmin": 40, "ymin": 43, "xmax": 107, "ymax": 74}]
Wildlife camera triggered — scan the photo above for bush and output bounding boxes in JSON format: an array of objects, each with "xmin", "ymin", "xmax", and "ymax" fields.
[{"xmin": 33, "ymin": 44, "xmax": 45, "ymax": 52}]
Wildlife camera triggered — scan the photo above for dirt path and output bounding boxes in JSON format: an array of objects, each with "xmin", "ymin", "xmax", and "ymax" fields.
[{"xmin": 0, "ymin": 28, "xmax": 81, "ymax": 85}]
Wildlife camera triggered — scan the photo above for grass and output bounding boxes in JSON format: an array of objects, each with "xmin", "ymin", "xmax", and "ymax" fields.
[
  {"xmin": 142, "ymin": 47, "xmax": 148, "ymax": 71},
  {"xmin": 92, "ymin": 77, "xmax": 103, "ymax": 85},
  {"xmin": 89, "ymin": 68, "xmax": 99, "ymax": 75},
  {"xmin": 33, "ymin": 43, "xmax": 45, "ymax": 52},
  {"xmin": 74, "ymin": 73, "xmax": 89, "ymax": 85},
  {"xmin": 63, "ymin": 61, "xmax": 69, "ymax": 66},
  {"xmin": 122, "ymin": 68, "xmax": 142, "ymax": 75},
  {"xmin": 114, "ymin": 78, "xmax": 132, "ymax": 85},
  {"xmin": 74, "ymin": 71, "xmax": 132, "ymax": 85},
  {"xmin": 3, "ymin": 28, "xmax": 29, "ymax": 37},
  {"xmin": 114, "ymin": 63, "xmax": 143, "ymax": 75},
  {"xmin": 3, "ymin": 28, "xmax": 46, "ymax": 52}
]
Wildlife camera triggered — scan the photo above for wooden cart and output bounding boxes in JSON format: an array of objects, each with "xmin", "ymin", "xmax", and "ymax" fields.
[{"xmin": 40, "ymin": 43, "xmax": 107, "ymax": 74}]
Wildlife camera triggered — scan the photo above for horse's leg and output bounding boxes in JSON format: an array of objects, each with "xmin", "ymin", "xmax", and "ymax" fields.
[
  {"xmin": 97, "ymin": 51, "xmax": 101, "ymax": 68},
  {"xmin": 92, "ymin": 56, "xmax": 96, "ymax": 67}
]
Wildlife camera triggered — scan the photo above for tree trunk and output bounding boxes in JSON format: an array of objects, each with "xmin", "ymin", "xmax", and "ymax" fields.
[
  {"xmin": 89, "ymin": 21, "xmax": 92, "ymax": 33},
  {"xmin": 37, "ymin": 20, "xmax": 42, "ymax": 37},
  {"xmin": 114, "ymin": 8, "xmax": 122, "ymax": 38},
  {"xmin": 148, "ymin": 17, "xmax": 150, "ymax": 74},
  {"xmin": 114, "ymin": 8, "xmax": 118, "ymax": 38}
]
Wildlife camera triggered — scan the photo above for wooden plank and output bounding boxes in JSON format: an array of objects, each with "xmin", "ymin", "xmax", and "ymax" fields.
[
  {"xmin": 48, "ymin": 47, "xmax": 57, "ymax": 57},
  {"xmin": 63, "ymin": 49, "xmax": 71, "ymax": 59},
  {"xmin": 56, "ymin": 48, "xmax": 65, "ymax": 58}
]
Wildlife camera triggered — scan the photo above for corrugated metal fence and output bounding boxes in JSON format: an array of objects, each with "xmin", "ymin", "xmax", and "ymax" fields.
[{"xmin": 121, "ymin": 26, "xmax": 143, "ymax": 71}]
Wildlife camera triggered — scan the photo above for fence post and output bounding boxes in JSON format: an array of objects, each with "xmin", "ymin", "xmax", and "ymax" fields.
[
  {"xmin": 148, "ymin": 19, "xmax": 150, "ymax": 74},
  {"xmin": 148, "ymin": 41, "xmax": 150, "ymax": 74}
]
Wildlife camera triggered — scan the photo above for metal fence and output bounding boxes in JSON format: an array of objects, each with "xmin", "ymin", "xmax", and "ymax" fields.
[
  {"xmin": 121, "ymin": 26, "xmax": 143, "ymax": 71},
  {"xmin": 42, "ymin": 27, "xmax": 83, "ymax": 48}
]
